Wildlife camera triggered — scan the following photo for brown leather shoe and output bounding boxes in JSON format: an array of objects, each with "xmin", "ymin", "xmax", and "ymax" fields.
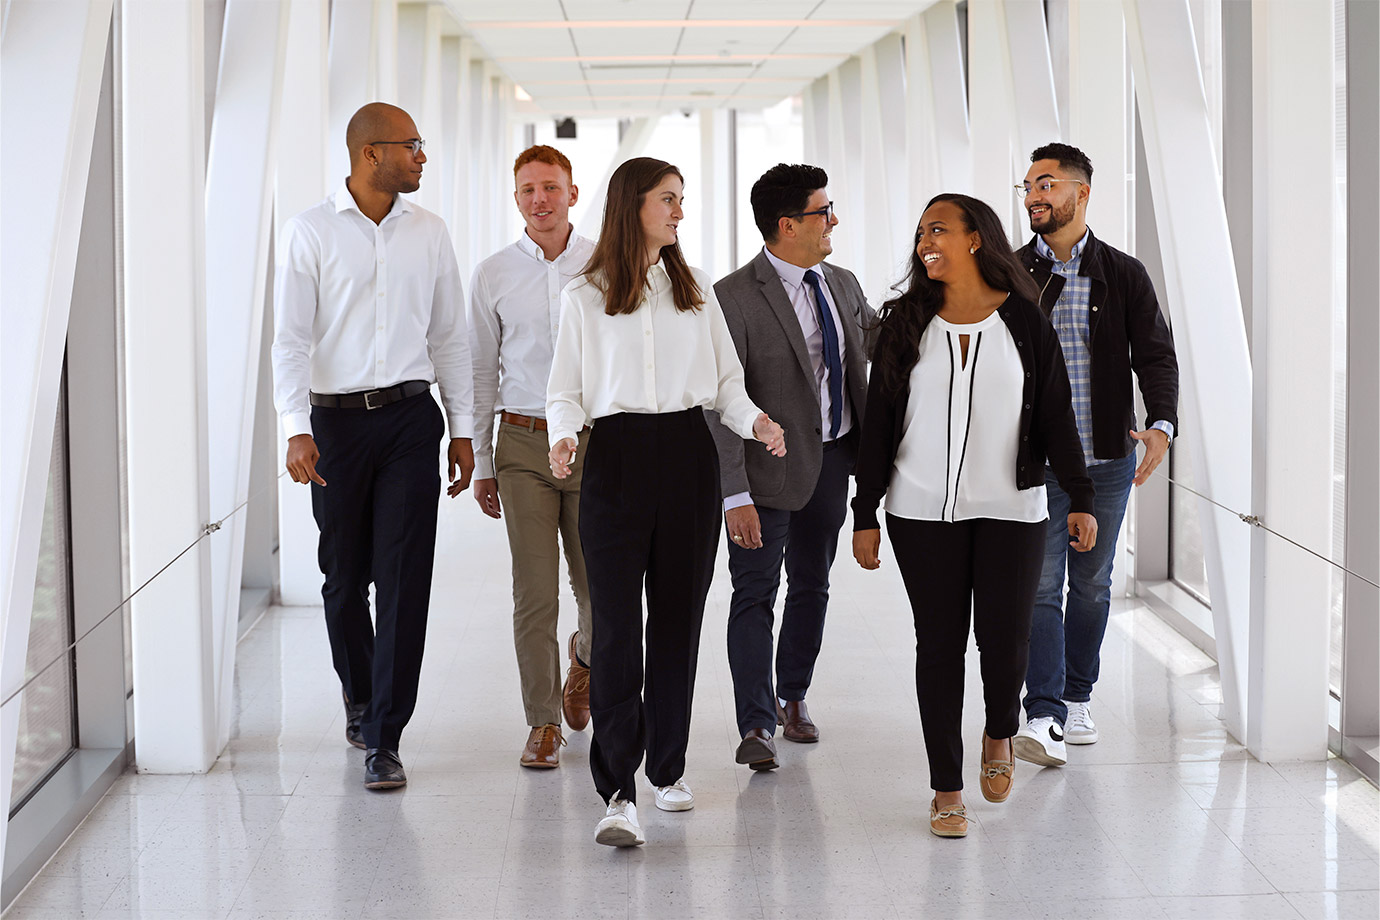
[
  {"xmin": 978, "ymin": 731, "xmax": 1015, "ymax": 803},
  {"xmin": 929, "ymin": 798, "xmax": 968, "ymax": 837},
  {"xmin": 562, "ymin": 631, "xmax": 591, "ymax": 732},
  {"xmin": 734, "ymin": 728, "xmax": 779, "ymax": 771},
  {"xmin": 775, "ymin": 699, "xmax": 819, "ymax": 743},
  {"xmin": 520, "ymin": 724, "xmax": 564, "ymax": 768}
]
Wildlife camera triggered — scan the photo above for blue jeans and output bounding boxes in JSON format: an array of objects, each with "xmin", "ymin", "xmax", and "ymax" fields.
[{"xmin": 1022, "ymin": 453, "xmax": 1135, "ymax": 725}]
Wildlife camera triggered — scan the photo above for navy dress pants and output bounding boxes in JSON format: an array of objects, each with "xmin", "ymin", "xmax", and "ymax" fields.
[{"xmin": 310, "ymin": 389, "xmax": 443, "ymax": 751}]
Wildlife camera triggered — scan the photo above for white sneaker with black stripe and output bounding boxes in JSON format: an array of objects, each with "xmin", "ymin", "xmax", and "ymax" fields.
[
  {"xmin": 1064, "ymin": 701, "xmax": 1099, "ymax": 744},
  {"xmin": 1014, "ymin": 716, "xmax": 1067, "ymax": 767}
]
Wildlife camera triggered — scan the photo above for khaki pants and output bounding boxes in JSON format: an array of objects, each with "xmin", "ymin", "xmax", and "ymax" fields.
[{"xmin": 495, "ymin": 421, "xmax": 593, "ymax": 727}]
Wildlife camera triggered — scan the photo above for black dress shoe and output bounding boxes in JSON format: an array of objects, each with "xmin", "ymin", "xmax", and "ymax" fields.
[
  {"xmin": 343, "ymin": 689, "xmax": 366, "ymax": 750},
  {"xmin": 735, "ymin": 728, "xmax": 778, "ymax": 771},
  {"xmin": 364, "ymin": 748, "xmax": 407, "ymax": 790}
]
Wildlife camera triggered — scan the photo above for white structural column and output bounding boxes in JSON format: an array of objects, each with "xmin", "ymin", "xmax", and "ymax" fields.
[
  {"xmin": 576, "ymin": 117, "xmax": 657, "ymax": 240},
  {"xmin": 374, "ymin": 0, "xmax": 398, "ymax": 104},
  {"xmin": 824, "ymin": 59, "xmax": 864, "ymax": 278},
  {"xmin": 802, "ymin": 77, "xmax": 830, "ymax": 169},
  {"xmin": 328, "ymin": 0, "xmax": 380, "ymax": 184},
  {"xmin": 967, "ymin": 0, "xmax": 1021, "ymax": 237},
  {"xmin": 859, "ymin": 34, "xmax": 909, "ymax": 301},
  {"xmin": 448, "ymin": 37, "xmax": 477, "ymax": 277},
  {"xmin": 0, "ymin": 0, "xmax": 112, "ymax": 862},
  {"xmin": 1004, "ymin": 0, "xmax": 1062, "ymax": 164},
  {"xmin": 699, "ymin": 108, "xmax": 734, "ymax": 280},
  {"xmin": 204, "ymin": 0, "xmax": 291, "ymax": 751},
  {"xmin": 1065, "ymin": 0, "xmax": 1130, "ymax": 249},
  {"xmin": 1245, "ymin": 0, "xmax": 1335, "ymax": 761},
  {"xmin": 904, "ymin": 2, "xmax": 971, "ymax": 219},
  {"xmin": 1121, "ymin": 0, "xmax": 1252, "ymax": 740},
  {"xmin": 276, "ymin": 0, "xmax": 331, "ymax": 607},
  {"xmin": 397, "ymin": 1, "xmax": 444, "ymax": 214},
  {"xmin": 123, "ymin": 0, "xmax": 218, "ymax": 772}
]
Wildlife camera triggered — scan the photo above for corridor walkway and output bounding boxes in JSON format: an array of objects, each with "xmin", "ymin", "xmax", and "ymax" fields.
[{"xmin": 6, "ymin": 499, "xmax": 1377, "ymax": 919}]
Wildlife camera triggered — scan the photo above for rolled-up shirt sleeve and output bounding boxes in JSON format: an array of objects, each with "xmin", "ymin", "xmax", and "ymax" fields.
[
  {"xmin": 546, "ymin": 288, "xmax": 588, "ymax": 447},
  {"xmin": 467, "ymin": 266, "xmax": 501, "ymax": 478},
  {"xmin": 428, "ymin": 229, "xmax": 474, "ymax": 440},
  {"xmin": 271, "ymin": 217, "xmax": 319, "ymax": 440},
  {"xmin": 705, "ymin": 285, "xmax": 761, "ymax": 439}
]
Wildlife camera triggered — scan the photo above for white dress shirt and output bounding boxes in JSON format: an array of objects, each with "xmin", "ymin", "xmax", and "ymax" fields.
[
  {"xmin": 546, "ymin": 262, "xmax": 762, "ymax": 447},
  {"xmin": 468, "ymin": 229, "xmax": 595, "ymax": 479},
  {"xmin": 724, "ymin": 246, "xmax": 853, "ymax": 511},
  {"xmin": 272, "ymin": 182, "xmax": 473, "ymax": 440},
  {"xmin": 886, "ymin": 311, "xmax": 1048, "ymax": 523}
]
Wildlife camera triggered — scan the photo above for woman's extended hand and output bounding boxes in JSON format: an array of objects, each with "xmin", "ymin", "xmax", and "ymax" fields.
[
  {"xmin": 752, "ymin": 413, "xmax": 787, "ymax": 457},
  {"xmin": 853, "ymin": 529, "xmax": 881, "ymax": 569},
  {"xmin": 1068, "ymin": 512, "xmax": 1098, "ymax": 552},
  {"xmin": 548, "ymin": 437, "xmax": 578, "ymax": 480}
]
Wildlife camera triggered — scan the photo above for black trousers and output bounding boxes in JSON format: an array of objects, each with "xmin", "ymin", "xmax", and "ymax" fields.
[
  {"xmin": 886, "ymin": 514, "xmax": 1045, "ymax": 792},
  {"xmin": 726, "ymin": 436, "xmax": 854, "ymax": 736},
  {"xmin": 310, "ymin": 390, "xmax": 443, "ymax": 751},
  {"xmin": 579, "ymin": 408, "xmax": 720, "ymax": 805}
]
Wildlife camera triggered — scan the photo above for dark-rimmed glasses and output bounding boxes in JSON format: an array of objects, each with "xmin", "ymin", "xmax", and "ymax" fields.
[{"xmin": 789, "ymin": 201, "xmax": 835, "ymax": 221}]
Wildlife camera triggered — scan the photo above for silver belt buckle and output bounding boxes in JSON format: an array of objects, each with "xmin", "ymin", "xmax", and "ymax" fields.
[{"xmin": 363, "ymin": 389, "xmax": 384, "ymax": 410}]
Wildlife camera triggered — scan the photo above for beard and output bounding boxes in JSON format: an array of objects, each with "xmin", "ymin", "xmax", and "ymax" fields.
[
  {"xmin": 378, "ymin": 161, "xmax": 421, "ymax": 194},
  {"xmin": 1029, "ymin": 195, "xmax": 1076, "ymax": 234}
]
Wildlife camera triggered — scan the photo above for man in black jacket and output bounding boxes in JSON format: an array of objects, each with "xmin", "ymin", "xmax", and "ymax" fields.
[{"xmin": 1012, "ymin": 143, "xmax": 1180, "ymax": 768}]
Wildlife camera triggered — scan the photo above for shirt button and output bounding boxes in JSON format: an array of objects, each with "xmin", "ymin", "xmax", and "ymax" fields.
[
  {"xmin": 1092, "ymin": 305, "xmax": 1099, "ymax": 312},
  {"xmin": 1017, "ymin": 341, "xmax": 1023, "ymax": 346},
  {"xmin": 1023, "ymin": 435, "xmax": 1028, "ymax": 441},
  {"xmin": 646, "ymin": 364, "xmax": 653, "ymax": 370},
  {"xmin": 377, "ymin": 325, "xmax": 384, "ymax": 331},
  {"xmin": 1025, "ymin": 404, "xmax": 1031, "ymax": 409}
]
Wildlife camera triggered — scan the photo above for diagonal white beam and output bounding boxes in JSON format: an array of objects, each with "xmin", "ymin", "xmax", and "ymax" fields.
[
  {"xmin": 576, "ymin": 117, "xmax": 657, "ymax": 240},
  {"xmin": 1122, "ymin": 0, "xmax": 1251, "ymax": 740},
  {"xmin": 205, "ymin": 0, "xmax": 291, "ymax": 751},
  {"xmin": 0, "ymin": 0, "xmax": 112, "ymax": 867}
]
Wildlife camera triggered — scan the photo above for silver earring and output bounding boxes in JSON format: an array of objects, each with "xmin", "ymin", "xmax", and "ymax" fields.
[{"xmin": 970, "ymin": 246, "xmax": 977, "ymax": 254}]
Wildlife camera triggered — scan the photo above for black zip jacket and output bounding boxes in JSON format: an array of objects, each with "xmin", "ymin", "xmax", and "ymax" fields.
[
  {"xmin": 851, "ymin": 294, "xmax": 1094, "ymax": 531},
  {"xmin": 1017, "ymin": 229, "xmax": 1180, "ymax": 460}
]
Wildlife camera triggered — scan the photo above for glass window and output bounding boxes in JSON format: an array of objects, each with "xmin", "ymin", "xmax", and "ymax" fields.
[
  {"xmin": 9, "ymin": 369, "xmax": 77, "ymax": 811},
  {"xmin": 1168, "ymin": 434, "xmax": 1211, "ymax": 605}
]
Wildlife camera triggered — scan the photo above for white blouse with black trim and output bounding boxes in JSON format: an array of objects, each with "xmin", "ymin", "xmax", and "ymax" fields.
[{"xmin": 885, "ymin": 309, "xmax": 1049, "ymax": 524}]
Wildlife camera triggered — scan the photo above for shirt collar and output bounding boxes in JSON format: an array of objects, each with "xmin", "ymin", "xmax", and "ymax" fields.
[
  {"xmin": 762, "ymin": 245, "xmax": 822, "ymax": 289},
  {"xmin": 1034, "ymin": 228, "xmax": 1090, "ymax": 265},
  {"xmin": 517, "ymin": 226, "xmax": 585, "ymax": 263},
  {"xmin": 334, "ymin": 181, "xmax": 413, "ymax": 220}
]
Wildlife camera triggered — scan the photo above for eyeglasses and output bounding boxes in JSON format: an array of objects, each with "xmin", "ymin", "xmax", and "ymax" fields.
[
  {"xmin": 1015, "ymin": 179, "xmax": 1082, "ymax": 198},
  {"xmin": 789, "ymin": 201, "xmax": 835, "ymax": 221},
  {"xmin": 371, "ymin": 138, "xmax": 426, "ymax": 156}
]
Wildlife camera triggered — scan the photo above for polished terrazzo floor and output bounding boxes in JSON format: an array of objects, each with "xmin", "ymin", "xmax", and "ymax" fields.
[{"xmin": 5, "ymin": 496, "xmax": 1378, "ymax": 920}]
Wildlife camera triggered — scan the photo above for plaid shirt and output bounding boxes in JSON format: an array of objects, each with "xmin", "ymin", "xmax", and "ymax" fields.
[{"xmin": 1036, "ymin": 232, "xmax": 1108, "ymax": 466}]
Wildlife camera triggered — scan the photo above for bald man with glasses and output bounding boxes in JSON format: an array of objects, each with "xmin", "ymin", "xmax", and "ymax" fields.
[{"xmin": 272, "ymin": 102, "xmax": 474, "ymax": 790}]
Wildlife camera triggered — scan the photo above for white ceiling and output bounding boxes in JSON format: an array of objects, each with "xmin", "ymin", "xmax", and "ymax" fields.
[{"xmin": 439, "ymin": 0, "xmax": 939, "ymax": 117}]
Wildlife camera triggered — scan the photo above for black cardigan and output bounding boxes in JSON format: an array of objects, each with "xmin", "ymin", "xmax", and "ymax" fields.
[
  {"xmin": 851, "ymin": 294, "xmax": 1094, "ymax": 531},
  {"xmin": 1017, "ymin": 229, "xmax": 1180, "ymax": 460}
]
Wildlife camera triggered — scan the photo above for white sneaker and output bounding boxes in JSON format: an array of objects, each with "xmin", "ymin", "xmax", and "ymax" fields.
[
  {"xmin": 1064, "ymin": 701, "xmax": 1099, "ymax": 744},
  {"xmin": 1013, "ymin": 716, "xmax": 1067, "ymax": 767},
  {"xmin": 594, "ymin": 799, "xmax": 645, "ymax": 847},
  {"xmin": 653, "ymin": 778, "xmax": 695, "ymax": 812}
]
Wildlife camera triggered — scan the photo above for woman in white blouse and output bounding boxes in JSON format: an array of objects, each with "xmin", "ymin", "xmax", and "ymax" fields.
[
  {"xmin": 850, "ymin": 194, "xmax": 1096, "ymax": 838},
  {"xmin": 546, "ymin": 157, "xmax": 786, "ymax": 847}
]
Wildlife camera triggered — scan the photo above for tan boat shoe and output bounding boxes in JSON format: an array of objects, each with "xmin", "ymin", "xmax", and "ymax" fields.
[
  {"xmin": 979, "ymin": 731, "xmax": 1015, "ymax": 803},
  {"xmin": 929, "ymin": 798, "xmax": 968, "ymax": 838}
]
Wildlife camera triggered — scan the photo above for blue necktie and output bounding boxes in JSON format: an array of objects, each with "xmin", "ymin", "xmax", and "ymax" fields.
[{"xmin": 803, "ymin": 269, "xmax": 843, "ymax": 440}]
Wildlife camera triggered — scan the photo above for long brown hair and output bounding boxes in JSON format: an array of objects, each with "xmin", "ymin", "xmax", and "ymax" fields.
[
  {"xmin": 872, "ymin": 193, "xmax": 1039, "ymax": 396},
  {"xmin": 582, "ymin": 157, "xmax": 703, "ymax": 316}
]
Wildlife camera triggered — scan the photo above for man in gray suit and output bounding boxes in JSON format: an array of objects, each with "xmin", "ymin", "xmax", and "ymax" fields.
[{"xmin": 708, "ymin": 164, "xmax": 875, "ymax": 771}]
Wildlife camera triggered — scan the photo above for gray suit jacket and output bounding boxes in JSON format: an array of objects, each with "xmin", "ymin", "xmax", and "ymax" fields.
[{"xmin": 706, "ymin": 250, "xmax": 876, "ymax": 512}]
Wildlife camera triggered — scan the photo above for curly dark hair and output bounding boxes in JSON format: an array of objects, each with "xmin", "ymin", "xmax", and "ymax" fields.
[
  {"xmin": 872, "ymin": 193, "xmax": 1039, "ymax": 397},
  {"xmin": 1030, "ymin": 142, "xmax": 1094, "ymax": 183}
]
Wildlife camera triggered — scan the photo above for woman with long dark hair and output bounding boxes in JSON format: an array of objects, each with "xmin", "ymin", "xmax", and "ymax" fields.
[
  {"xmin": 851, "ymin": 194, "xmax": 1096, "ymax": 837},
  {"xmin": 546, "ymin": 157, "xmax": 786, "ymax": 847}
]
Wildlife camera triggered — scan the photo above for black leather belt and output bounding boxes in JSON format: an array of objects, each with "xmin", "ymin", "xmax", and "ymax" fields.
[{"xmin": 310, "ymin": 380, "xmax": 430, "ymax": 410}]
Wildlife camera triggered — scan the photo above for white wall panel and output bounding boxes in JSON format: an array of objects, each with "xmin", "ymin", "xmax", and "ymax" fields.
[{"xmin": 0, "ymin": 0, "xmax": 112, "ymax": 864}]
